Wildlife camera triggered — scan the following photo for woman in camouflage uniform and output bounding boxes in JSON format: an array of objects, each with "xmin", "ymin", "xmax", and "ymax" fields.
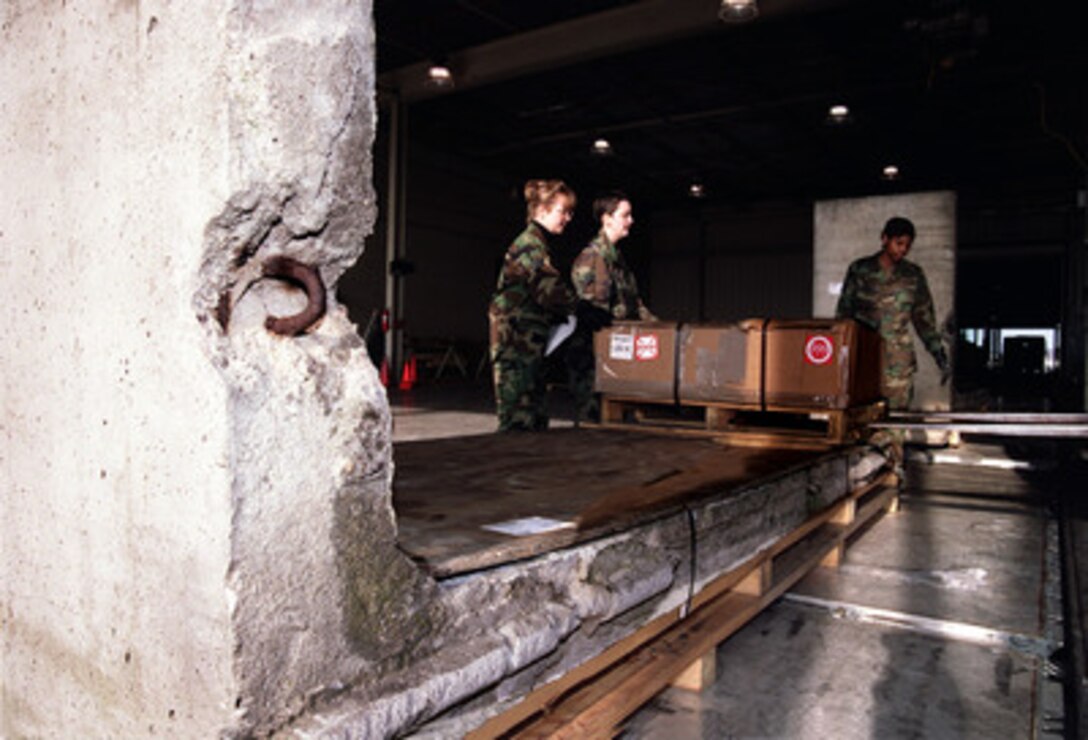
[
  {"xmin": 567, "ymin": 191, "xmax": 656, "ymax": 423},
  {"xmin": 488, "ymin": 180, "xmax": 577, "ymax": 431}
]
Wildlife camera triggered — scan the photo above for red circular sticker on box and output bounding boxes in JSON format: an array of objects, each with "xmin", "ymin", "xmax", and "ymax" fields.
[
  {"xmin": 804, "ymin": 334, "xmax": 834, "ymax": 365},
  {"xmin": 635, "ymin": 334, "xmax": 660, "ymax": 361}
]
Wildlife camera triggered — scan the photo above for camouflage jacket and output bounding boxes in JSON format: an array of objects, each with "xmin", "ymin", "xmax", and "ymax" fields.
[
  {"xmin": 571, "ymin": 231, "xmax": 655, "ymax": 321},
  {"xmin": 835, "ymin": 252, "xmax": 943, "ymax": 370},
  {"xmin": 489, "ymin": 221, "xmax": 575, "ymax": 332}
]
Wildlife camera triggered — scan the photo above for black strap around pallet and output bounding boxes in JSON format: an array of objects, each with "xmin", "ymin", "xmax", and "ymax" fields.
[
  {"xmin": 672, "ymin": 322, "xmax": 682, "ymax": 408},
  {"xmin": 760, "ymin": 318, "xmax": 771, "ymax": 412}
]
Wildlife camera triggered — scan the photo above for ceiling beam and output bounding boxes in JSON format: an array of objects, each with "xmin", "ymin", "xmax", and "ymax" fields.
[{"xmin": 379, "ymin": 0, "xmax": 849, "ymax": 103}]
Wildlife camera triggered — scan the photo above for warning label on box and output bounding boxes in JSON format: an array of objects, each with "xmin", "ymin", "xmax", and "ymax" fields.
[
  {"xmin": 635, "ymin": 334, "xmax": 660, "ymax": 361},
  {"xmin": 804, "ymin": 334, "xmax": 834, "ymax": 365},
  {"xmin": 609, "ymin": 333, "xmax": 635, "ymax": 361}
]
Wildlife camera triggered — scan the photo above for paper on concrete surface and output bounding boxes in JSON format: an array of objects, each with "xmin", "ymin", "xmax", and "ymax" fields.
[
  {"xmin": 545, "ymin": 315, "xmax": 577, "ymax": 356},
  {"xmin": 481, "ymin": 516, "xmax": 576, "ymax": 536}
]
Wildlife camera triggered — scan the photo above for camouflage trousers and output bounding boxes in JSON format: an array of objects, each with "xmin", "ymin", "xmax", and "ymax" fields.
[
  {"xmin": 490, "ymin": 319, "xmax": 550, "ymax": 432},
  {"xmin": 882, "ymin": 366, "xmax": 915, "ymax": 412},
  {"xmin": 564, "ymin": 328, "xmax": 599, "ymax": 424},
  {"xmin": 883, "ymin": 372, "xmax": 909, "ymax": 413},
  {"xmin": 877, "ymin": 365, "xmax": 914, "ymax": 489}
]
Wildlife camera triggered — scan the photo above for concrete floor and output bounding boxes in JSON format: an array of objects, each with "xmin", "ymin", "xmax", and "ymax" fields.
[
  {"xmin": 622, "ymin": 443, "xmax": 1066, "ymax": 740},
  {"xmin": 389, "ymin": 381, "xmax": 574, "ymax": 442},
  {"xmin": 389, "ymin": 382, "xmax": 1068, "ymax": 739}
]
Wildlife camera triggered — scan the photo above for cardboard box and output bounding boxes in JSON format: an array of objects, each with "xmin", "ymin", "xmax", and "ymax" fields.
[
  {"xmin": 763, "ymin": 319, "xmax": 882, "ymax": 409},
  {"xmin": 594, "ymin": 321, "xmax": 678, "ymax": 400},
  {"xmin": 678, "ymin": 320, "xmax": 765, "ymax": 406},
  {"xmin": 675, "ymin": 318, "xmax": 882, "ymax": 410}
]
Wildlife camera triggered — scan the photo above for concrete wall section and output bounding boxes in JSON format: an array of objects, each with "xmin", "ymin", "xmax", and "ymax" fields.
[
  {"xmin": 0, "ymin": 3, "xmax": 238, "ymax": 735},
  {"xmin": 192, "ymin": 2, "xmax": 436, "ymax": 736},
  {"xmin": 813, "ymin": 192, "xmax": 956, "ymax": 411},
  {"xmin": 2, "ymin": 2, "xmax": 400, "ymax": 737}
]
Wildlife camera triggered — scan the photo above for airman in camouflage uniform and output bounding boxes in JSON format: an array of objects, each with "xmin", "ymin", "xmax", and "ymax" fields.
[
  {"xmin": 835, "ymin": 216, "xmax": 948, "ymax": 411},
  {"xmin": 568, "ymin": 192, "xmax": 656, "ymax": 423},
  {"xmin": 489, "ymin": 181, "xmax": 577, "ymax": 431},
  {"xmin": 571, "ymin": 233, "xmax": 655, "ymax": 323}
]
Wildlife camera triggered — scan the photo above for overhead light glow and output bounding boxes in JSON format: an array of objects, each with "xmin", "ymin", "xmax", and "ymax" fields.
[
  {"xmin": 882, "ymin": 164, "xmax": 901, "ymax": 180},
  {"xmin": 426, "ymin": 64, "xmax": 454, "ymax": 88},
  {"xmin": 825, "ymin": 103, "xmax": 852, "ymax": 126},
  {"xmin": 689, "ymin": 182, "xmax": 706, "ymax": 198},
  {"xmin": 719, "ymin": 0, "xmax": 758, "ymax": 23},
  {"xmin": 591, "ymin": 138, "xmax": 613, "ymax": 156}
]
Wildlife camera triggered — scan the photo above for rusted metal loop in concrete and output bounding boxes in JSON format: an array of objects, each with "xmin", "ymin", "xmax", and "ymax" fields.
[{"xmin": 261, "ymin": 256, "xmax": 327, "ymax": 336}]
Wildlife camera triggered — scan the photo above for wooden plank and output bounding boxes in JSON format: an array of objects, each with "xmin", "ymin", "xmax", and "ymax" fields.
[
  {"xmin": 575, "ymin": 451, "xmax": 807, "ymax": 531},
  {"xmin": 766, "ymin": 471, "xmax": 892, "ymax": 561},
  {"xmin": 691, "ymin": 558, "xmax": 765, "ymax": 611},
  {"xmin": 670, "ymin": 649, "xmax": 717, "ymax": 692},
  {"xmin": 820, "ymin": 542, "xmax": 845, "ymax": 568},
  {"xmin": 706, "ymin": 406, "xmax": 735, "ymax": 430},
  {"xmin": 517, "ymin": 525, "xmax": 847, "ymax": 737},
  {"xmin": 851, "ymin": 485, "xmax": 898, "ymax": 533},
  {"xmin": 465, "ymin": 609, "xmax": 682, "ymax": 739},
  {"xmin": 516, "ymin": 591, "xmax": 764, "ymax": 739},
  {"xmin": 600, "ymin": 396, "xmax": 626, "ymax": 424},
  {"xmin": 735, "ymin": 559, "xmax": 773, "ymax": 596},
  {"xmin": 506, "ymin": 480, "xmax": 897, "ymax": 738},
  {"xmin": 709, "ymin": 431, "xmax": 835, "ymax": 451},
  {"xmin": 829, "ymin": 497, "xmax": 856, "ymax": 525},
  {"xmin": 595, "ymin": 396, "xmax": 884, "ymax": 447},
  {"xmin": 392, "ymin": 429, "xmax": 821, "ymax": 577},
  {"xmin": 467, "ymin": 478, "xmax": 900, "ymax": 735},
  {"xmin": 771, "ymin": 524, "xmax": 844, "ymax": 589}
]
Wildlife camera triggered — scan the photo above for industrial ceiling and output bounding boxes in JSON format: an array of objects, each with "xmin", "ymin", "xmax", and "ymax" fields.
[{"xmin": 375, "ymin": 0, "xmax": 1087, "ymax": 208}]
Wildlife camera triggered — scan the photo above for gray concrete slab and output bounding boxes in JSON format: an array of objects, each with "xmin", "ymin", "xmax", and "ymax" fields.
[{"xmin": 385, "ymin": 389, "xmax": 1064, "ymax": 737}]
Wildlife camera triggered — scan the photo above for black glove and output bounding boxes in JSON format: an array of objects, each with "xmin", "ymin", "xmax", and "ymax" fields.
[
  {"xmin": 575, "ymin": 301, "xmax": 613, "ymax": 332},
  {"xmin": 934, "ymin": 347, "xmax": 951, "ymax": 386}
]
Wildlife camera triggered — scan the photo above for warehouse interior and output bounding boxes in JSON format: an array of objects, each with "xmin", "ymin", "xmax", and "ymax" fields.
[
  {"xmin": 351, "ymin": 0, "xmax": 1088, "ymax": 735},
  {"xmin": 3, "ymin": 2, "xmax": 1088, "ymax": 737},
  {"xmin": 343, "ymin": 0, "xmax": 1087, "ymax": 412}
]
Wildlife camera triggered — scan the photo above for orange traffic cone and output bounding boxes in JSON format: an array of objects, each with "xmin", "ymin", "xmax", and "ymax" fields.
[
  {"xmin": 380, "ymin": 358, "xmax": 389, "ymax": 386},
  {"xmin": 408, "ymin": 355, "xmax": 419, "ymax": 384},
  {"xmin": 398, "ymin": 355, "xmax": 415, "ymax": 391}
]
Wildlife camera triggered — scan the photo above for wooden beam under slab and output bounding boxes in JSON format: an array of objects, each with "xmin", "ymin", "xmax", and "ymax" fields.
[{"xmin": 468, "ymin": 470, "xmax": 896, "ymax": 738}]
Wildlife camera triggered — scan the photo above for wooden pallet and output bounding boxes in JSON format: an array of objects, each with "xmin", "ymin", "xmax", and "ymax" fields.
[
  {"xmin": 597, "ymin": 396, "xmax": 887, "ymax": 448},
  {"xmin": 466, "ymin": 471, "xmax": 899, "ymax": 739}
]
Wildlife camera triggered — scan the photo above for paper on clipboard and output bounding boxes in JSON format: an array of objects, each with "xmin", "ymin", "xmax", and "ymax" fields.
[{"xmin": 545, "ymin": 315, "xmax": 577, "ymax": 356}]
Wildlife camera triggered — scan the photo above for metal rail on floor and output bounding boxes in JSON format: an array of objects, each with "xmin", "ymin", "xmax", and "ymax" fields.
[{"xmin": 871, "ymin": 412, "xmax": 1088, "ymax": 438}]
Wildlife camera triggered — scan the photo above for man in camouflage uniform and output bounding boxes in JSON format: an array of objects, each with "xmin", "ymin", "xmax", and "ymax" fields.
[
  {"xmin": 835, "ymin": 216, "xmax": 949, "ymax": 411},
  {"xmin": 568, "ymin": 192, "xmax": 656, "ymax": 423},
  {"xmin": 489, "ymin": 215, "xmax": 576, "ymax": 431}
]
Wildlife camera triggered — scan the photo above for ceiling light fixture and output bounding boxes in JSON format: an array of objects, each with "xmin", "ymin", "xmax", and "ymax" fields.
[
  {"xmin": 718, "ymin": 0, "xmax": 758, "ymax": 23},
  {"xmin": 591, "ymin": 138, "xmax": 613, "ymax": 156},
  {"xmin": 426, "ymin": 63, "xmax": 454, "ymax": 89},
  {"xmin": 882, "ymin": 164, "xmax": 901, "ymax": 181},
  {"xmin": 688, "ymin": 182, "xmax": 706, "ymax": 198},
  {"xmin": 826, "ymin": 104, "xmax": 851, "ymax": 124}
]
